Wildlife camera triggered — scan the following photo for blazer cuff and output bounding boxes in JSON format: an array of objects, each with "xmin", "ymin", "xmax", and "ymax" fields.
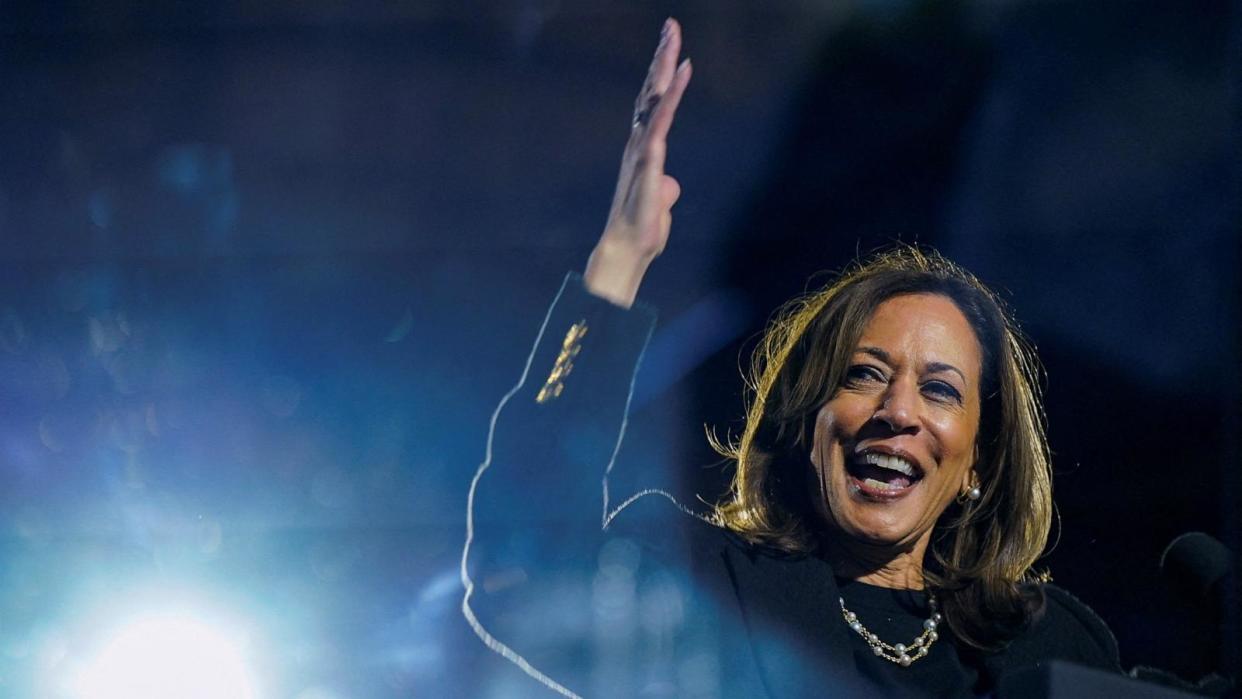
[{"xmin": 527, "ymin": 272, "xmax": 657, "ymax": 406}]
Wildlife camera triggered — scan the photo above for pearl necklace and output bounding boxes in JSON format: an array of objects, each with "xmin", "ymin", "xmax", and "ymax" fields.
[{"xmin": 838, "ymin": 592, "xmax": 941, "ymax": 667}]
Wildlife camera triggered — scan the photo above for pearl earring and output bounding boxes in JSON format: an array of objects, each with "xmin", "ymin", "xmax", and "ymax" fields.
[{"xmin": 967, "ymin": 486, "xmax": 981, "ymax": 501}]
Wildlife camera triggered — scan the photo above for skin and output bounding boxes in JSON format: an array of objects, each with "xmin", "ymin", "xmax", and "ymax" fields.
[{"xmin": 811, "ymin": 294, "xmax": 982, "ymax": 590}]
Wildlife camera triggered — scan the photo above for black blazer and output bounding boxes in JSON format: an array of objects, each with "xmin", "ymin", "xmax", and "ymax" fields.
[{"xmin": 463, "ymin": 274, "xmax": 1122, "ymax": 698}]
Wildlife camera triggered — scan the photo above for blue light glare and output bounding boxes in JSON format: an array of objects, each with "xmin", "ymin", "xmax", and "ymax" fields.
[{"xmin": 69, "ymin": 611, "xmax": 261, "ymax": 699}]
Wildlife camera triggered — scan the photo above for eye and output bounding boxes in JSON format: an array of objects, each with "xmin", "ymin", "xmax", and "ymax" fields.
[
  {"xmin": 843, "ymin": 364, "xmax": 886, "ymax": 387},
  {"xmin": 922, "ymin": 379, "xmax": 963, "ymax": 404}
]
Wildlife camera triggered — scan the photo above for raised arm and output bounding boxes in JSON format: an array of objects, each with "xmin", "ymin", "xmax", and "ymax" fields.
[
  {"xmin": 461, "ymin": 21, "xmax": 694, "ymax": 697},
  {"xmin": 584, "ymin": 18, "xmax": 692, "ymax": 308}
]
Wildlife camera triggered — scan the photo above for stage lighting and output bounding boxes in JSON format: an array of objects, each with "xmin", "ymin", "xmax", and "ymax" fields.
[{"xmin": 70, "ymin": 611, "xmax": 261, "ymax": 699}]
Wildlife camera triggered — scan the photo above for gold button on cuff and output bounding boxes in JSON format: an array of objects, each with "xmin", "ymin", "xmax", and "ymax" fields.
[{"xmin": 536, "ymin": 320, "xmax": 588, "ymax": 403}]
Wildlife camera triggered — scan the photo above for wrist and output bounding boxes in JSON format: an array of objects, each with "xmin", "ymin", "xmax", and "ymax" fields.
[{"xmin": 583, "ymin": 241, "xmax": 654, "ymax": 308}]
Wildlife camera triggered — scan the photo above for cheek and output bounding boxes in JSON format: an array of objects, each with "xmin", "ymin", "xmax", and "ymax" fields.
[
  {"xmin": 807, "ymin": 410, "xmax": 836, "ymax": 501},
  {"xmin": 929, "ymin": 405, "xmax": 976, "ymax": 439},
  {"xmin": 928, "ymin": 412, "xmax": 980, "ymax": 486},
  {"xmin": 809, "ymin": 406, "xmax": 842, "ymax": 471}
]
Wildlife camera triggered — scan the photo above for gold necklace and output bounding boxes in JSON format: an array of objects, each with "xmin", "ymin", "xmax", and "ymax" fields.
[{"xmin": 837, "ymin": 593, "xmax": 941, "ymax": 667}]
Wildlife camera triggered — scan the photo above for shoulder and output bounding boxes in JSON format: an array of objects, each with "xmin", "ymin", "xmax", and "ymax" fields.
[
  {"xmin": 698, "ymin": 529, "xmax": 842, "ymax": 617},
  {"xmin": 1041, "ymin": 585, "xmax": 1119, "ymax": 658},
  {"xmin": 1002, "ymin": 583, "xmax": 1122, "ymax": 673}
]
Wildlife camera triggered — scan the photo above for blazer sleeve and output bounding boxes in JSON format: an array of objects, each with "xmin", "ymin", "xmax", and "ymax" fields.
[
  {"xmin": 466, "ymin": 272, "xmax": 657, "ymax": 533},
  {"xmin": 461, "ymin": 272, "xmax": 660, "ymax": 696}
]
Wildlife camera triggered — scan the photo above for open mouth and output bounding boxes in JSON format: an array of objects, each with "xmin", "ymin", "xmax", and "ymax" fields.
[{"xmin": 845, "ymin": 451, "xmax": 924, "ymax": 499}]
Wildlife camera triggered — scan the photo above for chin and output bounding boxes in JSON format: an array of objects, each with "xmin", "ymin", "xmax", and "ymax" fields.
[
  {"xmin": 829, "ymin": 501, "xmax": 929, "ymax": 550},
  {"xmin": 844, "ymin": 523, "xmax": 920, "ymax": 549}
]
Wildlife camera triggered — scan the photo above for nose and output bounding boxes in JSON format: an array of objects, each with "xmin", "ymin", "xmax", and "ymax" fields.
[{"xmin": 873, "ymin": 376, "xmax": 921, "ymax": 434}]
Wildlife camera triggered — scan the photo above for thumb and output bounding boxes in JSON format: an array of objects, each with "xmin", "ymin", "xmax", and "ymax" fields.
[{"xmin": 661, "ymin": 174, "xmax": 682, "ymax": 208}]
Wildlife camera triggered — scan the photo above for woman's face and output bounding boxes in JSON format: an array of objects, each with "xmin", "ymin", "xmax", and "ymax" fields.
[{"xmin": 810, "ymin": 293, "xmax": 982, "ymax": 551}]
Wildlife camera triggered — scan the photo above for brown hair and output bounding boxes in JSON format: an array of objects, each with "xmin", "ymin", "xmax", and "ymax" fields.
[{"xmin": 712, "ymin": 245, "xmax": 1052, "ymax": 650}]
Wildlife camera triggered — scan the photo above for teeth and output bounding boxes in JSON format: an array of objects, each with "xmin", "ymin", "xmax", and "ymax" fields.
[
  {"xmin": 862, "ymin": 478, "xmax": 904, "ymax": 491},
  {"xmin": 859, "ymin": 452, "xmax": 917, "ymax": 477}
]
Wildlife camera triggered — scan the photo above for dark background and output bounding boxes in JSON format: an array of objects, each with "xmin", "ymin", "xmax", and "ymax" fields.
[{"xmin": 1, "ymin": 1, "xmax": 1238, "ymax": 697}]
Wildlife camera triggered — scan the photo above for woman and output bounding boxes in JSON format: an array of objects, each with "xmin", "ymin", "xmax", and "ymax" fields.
[{"xmin": 464, "ymin": 19, "xmax": 1120, "ymax": 698}]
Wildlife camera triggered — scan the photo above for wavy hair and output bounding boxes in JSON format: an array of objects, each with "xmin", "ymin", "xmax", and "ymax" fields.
[{"xmin": 712, "ymin": 245, "xmax": 1052, "ymax": 650}]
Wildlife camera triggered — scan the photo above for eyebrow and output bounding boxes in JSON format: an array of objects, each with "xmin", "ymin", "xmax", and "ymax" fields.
[{"xmin": 856, "ymin": 346, "xmax": 968, "ymax": 386}]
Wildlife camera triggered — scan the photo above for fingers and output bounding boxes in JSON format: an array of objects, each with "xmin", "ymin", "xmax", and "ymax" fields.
[
  {"xmin": 630, "ymin": 19, "xmax": 691, "ymax": 177},
  {"xmin": 633, "ymin": 18, "xmax": 685, "ymax": 129},
  {"xmin": 645, "ymin": 58, "xmax": 691, "ymax": 145},
  {"xmin": 631, "ymin": 58, "xmax": 688, "ymax": 213},
  {"xmin": 648, "ymin": 19, "xmax": 682, "ymax": 103}
]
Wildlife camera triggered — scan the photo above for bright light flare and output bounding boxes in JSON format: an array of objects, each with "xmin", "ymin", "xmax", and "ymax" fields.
[{"xmin": 70, "ymin": 611, "xmax": 261, "ymax": 699}]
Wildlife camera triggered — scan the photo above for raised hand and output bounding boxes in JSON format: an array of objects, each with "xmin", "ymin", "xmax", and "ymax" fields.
[{"xmin": 584, "ymin": 18, "xmax": 692, "ymax": 308}]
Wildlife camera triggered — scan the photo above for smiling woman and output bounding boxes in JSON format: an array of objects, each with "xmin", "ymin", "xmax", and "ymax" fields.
[
  {"xmin": 463, "ymin": 18, "xmax": 1129, "ymax": 699},
  {"xmin": 712, "ymin": 249, "xmax": 1053, "ymax": 653}
]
